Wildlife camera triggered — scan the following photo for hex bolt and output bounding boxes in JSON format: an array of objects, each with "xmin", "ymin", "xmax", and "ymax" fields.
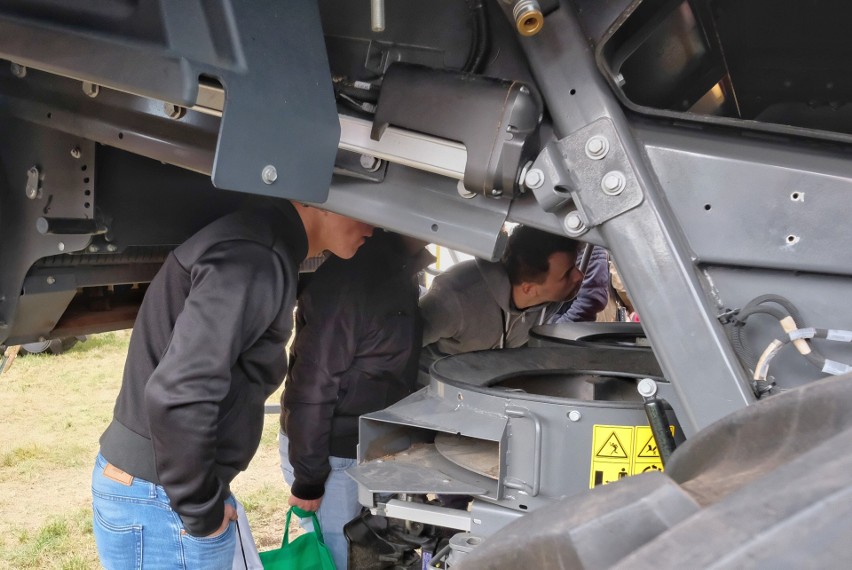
[
  {"xmin": 524, "ymin": 168, "xmax": 545, "ymax": 190},
  {"xmin": 490, "ymin": 188, "xmax": 503, "ymax": 197},
  {"xmin": 58, "ymin": 242, "xmax": 65, "ymax": 252},
  {"xmin": 601, "ymin": 171, "xmax": 626, "ymax": 195},
  {"xmin": 82, "ymin": 81, "xmax": 100, "ymax": 98},
  {"xmin": 637, "ymin": 378, "xmax": 658, "ymax": 399},
  {"xmin": 88, "ymin": 245, "xmax": 99, "ymax": 253},
  {"xmin": 261, "ymin": 165, "xmax": 278, "ymax": 185},
  {"xmin": 568, "ymin": 410, "xmax": 582, "ymax": 422},
  {"xmin": 107, "ymin": 244, "xmax": 118, "ymax": 252},
  {"xmin": 563, "ymin": 211, "xmax": 585, "ymax": 234},
  {"xmin": 359, "ymin": 154, "xmax": 381, "ymax": 172},
  {"xmin": 46, "ymin": 276, "xmax": 56, "ymax": 285},
  {"xmin": 70, "ymin": 147, "xmax": 82, "ymax": 159},
  {"xmin": 10, "ymin": 62, "xmax": 27, "ymax": 78},
  {"xmin": 585, "ymin": 136, "xmax": 609, "ymax": 160},
  {"xmin": 163, "ymin": 103, "xmax": 186, "ymax": 120}
]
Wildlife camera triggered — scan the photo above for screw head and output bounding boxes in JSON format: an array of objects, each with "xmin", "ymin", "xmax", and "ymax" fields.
[
  {"xmin": 524, "ymin": 168, "xmax": 545, "ymax": 190},
  {"xmin": 490, "ymin": 188, "xmax": 503, "ymax": 197},
  {"xmin": 88, "ymin": 245, "xmax": 99, "ymax": 253},
  {"xmin": 46, "ymin": 276, "xmax": 56, "ymax": 285},
  {"xmin": 58, "ymin": 242, "xmax": 65, "ymax": 252},
  {"xmin": 70, "ymin": 147, "xmax": 82, "ymax": 159},
  {"xmin": 107, "ymin": 244, "xmax": 118, "ymax": 252},
  {"xmin": 261, "ymin": 165, "xmax": 278, "ymax": 185},
  {"xmin": 585, "ymin": 136, "xmax": 609, "ymax": 160},
  {"xmin": 601, "ymin": 171, "xmax": 626, "ymax": 195},
  {"xmin": 568, "ymin": 410, "xmax": 582, "ymax": 422}
]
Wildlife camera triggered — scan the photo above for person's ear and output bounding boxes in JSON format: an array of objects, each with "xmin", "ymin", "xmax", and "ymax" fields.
[{"xmin": 520, "ymin": 281, "xmax": 536, "ymax": 296}]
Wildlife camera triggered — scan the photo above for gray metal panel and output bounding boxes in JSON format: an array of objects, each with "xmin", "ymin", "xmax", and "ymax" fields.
[
  {"xmin": 0, "ymin": 1, "xmax": 339, "ymax": 201},
  {"xmin": 0, "ymin": 116, "xmax": 91, "ymax": 340},
  {"xmin": 510, "ymin": 1, "xmax": 755, "ymax": 434},
  {"xmin": 639, "ymin": 123, "xmax": 852, "ymax": 275},
  {"xmin": 348, "ymin": 443, "xmax": 491, "ymax": 496},
  {"xmin": 702, "ymin": 267, "xmax": 852, "ymax": 390},
  {"xmin": 321, "ymin": 165, "xmax": 510, "ymax": 261}
]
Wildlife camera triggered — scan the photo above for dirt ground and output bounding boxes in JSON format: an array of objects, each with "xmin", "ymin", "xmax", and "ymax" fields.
[{"xmin": 0, "ymin": 331, "xmax": 292, "ymax": 569}]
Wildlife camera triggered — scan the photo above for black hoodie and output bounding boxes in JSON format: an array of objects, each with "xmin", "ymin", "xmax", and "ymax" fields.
[{"xmin": 100, "ymin": 201, "xmax": 306, "ymax": 536}]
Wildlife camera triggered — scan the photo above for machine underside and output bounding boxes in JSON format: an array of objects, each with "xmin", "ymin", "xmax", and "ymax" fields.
[{"xmin": 1, "ymin": 0, "xmax": 851, "ymax": 567}]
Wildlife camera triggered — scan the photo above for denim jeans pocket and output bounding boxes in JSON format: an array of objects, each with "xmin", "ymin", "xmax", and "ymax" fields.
[
  {"xmin": 92, "ymin": 503, "xmax": 143, "ymax": 570},
  {"xmin": 181, "ymin": 519, "xmax": 237, "ymax": 568}
]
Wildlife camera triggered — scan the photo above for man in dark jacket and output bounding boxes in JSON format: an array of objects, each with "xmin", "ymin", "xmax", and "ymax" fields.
[
  {"xmin": 280, "ymin": 230, "xmax": 432, "ymax": 569},
  {"xmin": 92, "ymin": 200, "xmax": 373, "ymax": 570}
]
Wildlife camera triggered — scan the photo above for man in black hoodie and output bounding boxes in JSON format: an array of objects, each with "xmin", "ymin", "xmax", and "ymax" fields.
[
  {"xmin": 280, "ymin": 230, "xmax": 433, "ymax": 569},
  {"xmin": 92, "ymin": 200, "xmax": 373, "ymax": 570}
]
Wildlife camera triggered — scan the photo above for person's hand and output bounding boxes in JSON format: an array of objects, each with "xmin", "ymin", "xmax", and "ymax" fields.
[
  {"xmin": 205, "ymin": 502, "xmax": 238, "ymax": 538},
  {"xmin": 289, "ymin": 493, "xmax": 323, "ymax": 512}
]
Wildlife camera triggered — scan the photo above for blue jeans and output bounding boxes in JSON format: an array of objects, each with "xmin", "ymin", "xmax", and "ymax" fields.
[
  {"xmin": 92, "ymin": 453, "xmax": 237, "ymax": 570},
  {"xmin": 278, "ymin": 433, "xmax": 362, "ymax": 570}
]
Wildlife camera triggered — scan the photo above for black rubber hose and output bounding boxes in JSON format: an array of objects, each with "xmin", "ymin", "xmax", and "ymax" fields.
[
  {"xmin": 463, "ymin": 0, "xmax": 490, "ymax": 74},
  {"xmin": 747, "ymin": 294, "xmax": 807, "ymax": 326},
  {"xmin": 736, "ymin": 304, "xmax": 788, "ymax": 322}
]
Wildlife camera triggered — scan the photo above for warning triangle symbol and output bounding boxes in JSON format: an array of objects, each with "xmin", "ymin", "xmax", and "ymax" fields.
[
  {"xmin": 638, "ymin": 434, "xmax": 660, "ymax": 458},
  {"xmin": 596, "ymin": 432, "xmax": 628, "ymax": 459}
]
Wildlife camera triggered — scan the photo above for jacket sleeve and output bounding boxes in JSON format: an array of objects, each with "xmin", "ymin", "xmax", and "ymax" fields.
[
  {"xmin": 144, "ymin": 241, "xmax": 285, "ymax": 537},
  {"xmin": 282, "ymin": 269, "xmax": 358, "ymax": 501},
  {"xmin": 552, "ymin": 247, "xmax": 610, "ymax": 323},
  {"xmin": 419, "ymin": 273, "xmax": 465, "ymax": 347}
]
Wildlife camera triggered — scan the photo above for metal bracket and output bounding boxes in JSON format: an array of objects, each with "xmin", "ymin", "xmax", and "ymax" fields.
[{"xmin": 529, "ymin": 118, "xmax": 644, "ymax": 231}]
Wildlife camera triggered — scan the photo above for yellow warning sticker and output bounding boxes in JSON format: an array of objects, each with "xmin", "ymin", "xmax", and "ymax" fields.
[{"xmin": 589, "ymin": 424, "xmax": 675, "ymax": 488}]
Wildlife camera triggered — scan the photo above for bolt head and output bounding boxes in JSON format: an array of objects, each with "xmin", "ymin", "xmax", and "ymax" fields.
[
  {"xmin": 585, "ymin": 136, "xmax": 609, "ymax": 159},
  {"xmin": 601, "ymin": 171, "xmax": 626, "ymax": 195},
  {"xmin": 88, "ymin": 245, "xmax": 99, "ymax": 253},
  {"xmin": 106, "ymin": 244, "xmax": 118, "ymax": 252},
  {"xmin": 568, "ymin": 410, "xmax": 582, "ymax": 422},
  {"xmin": 490, "ymin": 188, "xmax": 503, "ymax": 197},
  {"xmin": 57, "ymin": 242, "xmax": 65, "ymax": 252},
  {"xmin": 359, "ymin": 154, "xmax": 380, "ymax": 172},
  {"xmin": 261, "ymin": 165, "xmax": 278, "ymax": 185},
  {"xmin": 46, "ymin": 276, "xmax": 56, "ymax": 285},
  {"xmin": 563, "ymin": 211, "xmax": 583, "ymax": 232},
  {"xmin": 524, "ymin": 168, "xmax": 545, "ymax": 190},
  {"xmin": 637, "ymin": 378, "xmax": 658, "ymax": 398},
  {"xmin": 11, "ymin": 62, "xmax": 26, "ymax": 78},
  {"xmin": 163, "ymin": 103, "xmax": 186, "ymax": 120},
  {"xmin": 82, "ymin": 81, "xmax": 100, "ymax": 98},
  {"xmin": 70, "ymin": 147, "xmax": 82, "ymax": 159}
]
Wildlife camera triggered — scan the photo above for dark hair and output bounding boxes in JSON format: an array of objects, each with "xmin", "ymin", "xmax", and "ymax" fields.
[{"xmin": 504, "ymin": 226, "xmax": 580, "ymax": 285}]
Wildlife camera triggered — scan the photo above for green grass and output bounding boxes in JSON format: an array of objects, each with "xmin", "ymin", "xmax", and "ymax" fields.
[
  {"xmin": 0, "ymin": 329, "xmax": 291, "ymax": 568},
  {"xmin": 7, "ymin": 509, "xmax": 98, "ymax": 570}
]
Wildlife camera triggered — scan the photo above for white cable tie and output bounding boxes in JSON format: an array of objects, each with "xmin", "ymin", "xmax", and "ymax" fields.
[
  {"xmin": 822, "ymin": 359, "xmax": 852, "ymax": 376},
  {"xmin": 353, "ymin": 81, "xmax": 373, "ymax": 91},
  {"xmin": 827, "ymin": 329, "xmax": 852, "ymax": 343},
  {"xmin": 788, "ymin": 327, "xmax": 816, "ymax": 341}
]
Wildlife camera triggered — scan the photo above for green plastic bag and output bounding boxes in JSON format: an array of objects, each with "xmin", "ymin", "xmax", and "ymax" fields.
[{"xmin": 259, "ymin": 506, "xmax": 336, "ymax": 570}]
